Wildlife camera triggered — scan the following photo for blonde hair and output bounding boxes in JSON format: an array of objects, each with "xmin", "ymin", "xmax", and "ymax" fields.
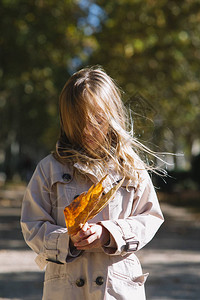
[{"xmin": 54, "ymin": 66, "xmax": 164, "ymax": 184}]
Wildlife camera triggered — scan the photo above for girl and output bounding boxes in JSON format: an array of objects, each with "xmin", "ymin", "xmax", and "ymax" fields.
[{"xmin": 21, "ymin": 67, "xmax": 164, "ymax": 300}]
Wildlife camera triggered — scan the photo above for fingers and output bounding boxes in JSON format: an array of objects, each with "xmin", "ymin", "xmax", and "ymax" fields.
[
  {"xmin": 78, "ymin": 224, "xmax": 96, "ymax": 238},
  {"xmin": 74, "ymin": 224, "xmax": 102, "ymax": 249},
  {"xmin": 70, "ymin": 222, "xmax": 90, "ymax": 244},
  {"xmin": 74, "ymin": 233, "xmax": 100, "ymax": 249},
  {"xmin": 71, "ymin": 224, "xmax": 110, "ymax": 250},
  {"xmin": 81, "ymin": 222, "xmax": 89, "ymax": 232},
  {"xmin": 75, "ymin": 239, "xmax": 100, "ymax": 250}
]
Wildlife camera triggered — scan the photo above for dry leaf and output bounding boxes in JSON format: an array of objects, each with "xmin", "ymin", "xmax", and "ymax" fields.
[
  {"xmin": 88, "ymin": 178, "xmax": 124, "ymax": 220},
  {"xmin": 63, "ymin": 175, "xmax": 124, "ymax": 235},
  {"xmin": 64, "ymin": 175, "xmax": 107, "ymax": 235}
]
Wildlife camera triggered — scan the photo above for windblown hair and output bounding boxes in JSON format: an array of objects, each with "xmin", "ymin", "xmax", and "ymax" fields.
[{"xmin": 54, "ymin": 66, "xmax": 163, "ymax": 185}]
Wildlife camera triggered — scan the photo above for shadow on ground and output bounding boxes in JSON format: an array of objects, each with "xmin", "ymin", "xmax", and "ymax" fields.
[
  {"xmin": 0, "ymin": 213, "xmax": 28, "ymax": 251},
  {"xmin": 0, "ymin": 188, "xmax": 44, "ymax": 299},
  {"xmin": 145, "ymin": 262, "xmax": 200, "ymax": 300},
  {"xmin": 0, "ymin": 272, "xmax": 44, "ymax": 300}
]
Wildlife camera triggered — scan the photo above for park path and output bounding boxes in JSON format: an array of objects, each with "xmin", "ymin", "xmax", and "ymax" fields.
[{"xmin": 0, "ymin": 186, "xmax": 200, "ymax": 300}]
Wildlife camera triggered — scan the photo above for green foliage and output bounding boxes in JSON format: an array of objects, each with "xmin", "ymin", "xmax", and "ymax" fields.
[
  {"xmin": 0, "ymin": 0, "xmax": 88, "ymax": 177},
  {"xmin": 1, "ymin": 0, "xmax": 200, "ymax": 179},
  {"xmin": 87, "ymin": 0, "xmax": 200, "ymax": 158}
]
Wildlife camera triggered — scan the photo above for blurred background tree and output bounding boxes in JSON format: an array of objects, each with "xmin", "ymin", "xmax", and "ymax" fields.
[
  {"xmin": 0, "ymin": 0, "xmax": 90, "ymax": 180},
  {"xmin": 0, "ymin": 0, "xmax": 200, "ymax": 185},
  {"xmin": 86, "ymin": 0, "xmax": 200, "ymax": 167}
]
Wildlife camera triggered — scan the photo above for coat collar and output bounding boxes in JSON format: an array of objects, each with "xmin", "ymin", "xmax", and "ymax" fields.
[{"xmin": 45, "ymin": 154, "xmax": 137, "ymax": 190}]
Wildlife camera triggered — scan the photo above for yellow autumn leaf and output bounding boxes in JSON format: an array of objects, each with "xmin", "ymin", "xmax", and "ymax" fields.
[{"xmin": 63, "ymin": 175, "xmax": 124, "ymax": 235}]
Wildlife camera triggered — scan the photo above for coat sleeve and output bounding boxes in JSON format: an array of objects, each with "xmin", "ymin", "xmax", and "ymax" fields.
[
  {"xmin": 100, "ymin": 170, "xmax": 164, "ymax": 256},
  {"xmin": 20, "ymin": 162, "xmax": 81, "ymax": 269}
]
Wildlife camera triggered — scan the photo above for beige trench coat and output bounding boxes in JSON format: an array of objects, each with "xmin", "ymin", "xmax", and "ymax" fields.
[{"xmin": 21, "ymin": 154, "xmax": 164, "ymax": 300}]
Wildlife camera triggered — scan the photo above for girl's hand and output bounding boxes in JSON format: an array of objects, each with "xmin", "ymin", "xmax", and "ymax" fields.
[
  {"xmin": 70, "ymin": 222, "xmax": 110, "ymax": 250},
  {"xmin": 70, "ymin": 222, "xmax": 89, "ymax": 245}
]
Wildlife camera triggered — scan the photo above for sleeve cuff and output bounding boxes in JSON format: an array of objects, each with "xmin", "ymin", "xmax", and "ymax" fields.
[
  {"xmin": 66, "ymin": 239, "xmax": 84, "ymax": 262},
  {"xmin": 104, "ymin": 234, "xmax": 116, "ymax": 248},
  {"xmin": 99, "ymin": 220, "xmax": 126, "ymax": 255},
  {"xmin": 42, "ymin": 229, "xmax": 69, "ymax": 264},
  {"xmin": 100, "ymin": 220, "xmax": 140, "ymax": 255}
]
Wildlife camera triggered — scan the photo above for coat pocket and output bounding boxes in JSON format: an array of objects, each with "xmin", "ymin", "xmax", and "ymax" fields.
[
  {"xmin": 106, "ymin": 269, "xmax": 149, "ymax": 300},
  {"xmin": 112, "ymin": 270, "xmax": 149, "ymax": 288},
  {"xmin": 106, "ymin": 255, "xmax": 148, "ymax": 299}
]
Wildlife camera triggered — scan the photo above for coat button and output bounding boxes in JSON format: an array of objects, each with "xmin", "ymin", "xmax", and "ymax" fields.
[
  {"xmin": 95, "ymin": 276, "xmax": 104, "ymax": 285},
  {"xmin": 62, "ymin": 173, "xmax": 72, "ymax": 183},
  {"xmin": 76, "ymin": 278, "xmax": 85, "ymax": 287}
]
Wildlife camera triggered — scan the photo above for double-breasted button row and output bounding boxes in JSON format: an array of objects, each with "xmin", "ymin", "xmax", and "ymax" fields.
[
  {"xmin": 76, "ymin": 278, "xmax": 85, "ymax": 287},
  {"xmin": 62, "ymin": 173, "xmax": 72, "ymax": 183},
  {"xmin": 95, "ymin": 276, "xmax": 104, "ymax": 285},
  {"xmin": 75, "ymin": 276, "xmax": 104, "ymax": 287}
]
